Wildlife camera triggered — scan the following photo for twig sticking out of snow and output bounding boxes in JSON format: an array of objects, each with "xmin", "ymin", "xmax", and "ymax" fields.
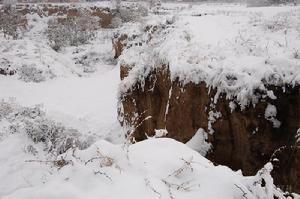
[
  {"xmin": 144, "ymin": 178, "xmax": 162, "ymax": 198},
  {"xmin": 160, "ymin": 156, "xmax": 201, "ymax": 199},
  {"xmin": 234, "ymin": 184, "xmax": 249, "ymax": 199},
  {"xmin": 25, "ymin": 157, "xmax": 73, "ymax": 169},
  {"xmin": 167, "ymin": 157, "xmax": 194, "ymax": 178},
  {"xmin": 85, "ymin": 148, "xmax": 122, "ymax": 172},
  {"xmin": 94, "ymin": 170, "xmax": 113, "ymax": 182}
]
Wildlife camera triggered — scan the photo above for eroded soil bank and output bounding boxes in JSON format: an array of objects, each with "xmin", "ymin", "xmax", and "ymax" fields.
[{"xmin": 119, "ymin": 65, "xmax": 300, "ymax": 193}]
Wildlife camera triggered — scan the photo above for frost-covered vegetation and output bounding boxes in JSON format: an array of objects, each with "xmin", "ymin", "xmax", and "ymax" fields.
[
  {"xmin": 109, "ymin": 2, "xmax": 149, "ymax": 28},
  {"xmin": 0, "ymin": 5, "xmax": 116, "ymax": 82},
  {"xmin": 47, "ymin": 13, "xmax": 98, "ymax": 51},
  {"xmin": 0, "ymin": 7, "xmax": 26, "ymax": 39},
  {"xmin": 0, "ymin": 100, "xmax": 94, "ymax": 155}
]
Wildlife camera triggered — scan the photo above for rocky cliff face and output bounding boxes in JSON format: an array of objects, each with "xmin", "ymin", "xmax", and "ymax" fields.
[{"xmin": 119, "ymin": 65, "xmax": 300, "ymax": 193}]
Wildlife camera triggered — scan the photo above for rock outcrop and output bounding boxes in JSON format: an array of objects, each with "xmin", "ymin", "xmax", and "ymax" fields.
[{"xmin": 119, "ymin": 65, "xmax": 300, "ymax": 193}]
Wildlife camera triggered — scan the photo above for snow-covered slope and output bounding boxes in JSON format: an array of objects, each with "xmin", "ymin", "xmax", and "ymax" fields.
[
  {"xmin": 119, "ymin": 4, "xmax": 300, "ymax": 108},
  {"xmin": 0, "ymin": 128, "xmax": 291, "ymax": 199},
  {"xmin": 0, "ymin": 101, "xmax": 297, "ymax": 198},
  {"xmin": 0, "ymin": 7, "xmax": 122, "ymax": 141}
]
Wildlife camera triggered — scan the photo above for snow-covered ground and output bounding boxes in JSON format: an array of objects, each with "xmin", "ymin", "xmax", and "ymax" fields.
[
  {"xmin": 0, "ymin": 10, "xmax": 122, "ymax": 142},
  {"xmin": 0, "ymin": 137, "xmax": 288, "ymax": 199},
  {"xmin": 120, "ymin": 3, "xmax": 300, "ymax": 109},
  {"xmin": 0, "ymin": 67, "xmax": 122, "ymax": 141},
  {"xmin": 1, "ymin": 2, "xmax": 300, "ymax": 198}
]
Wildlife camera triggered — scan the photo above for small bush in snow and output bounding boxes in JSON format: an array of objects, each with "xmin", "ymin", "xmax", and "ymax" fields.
[
  {"xmin": 149, "ymin": 0, "xmax": 161, "ymax": 14},
  {"xmin": 149, "ymin": 0, "xmax": 161, "ymax": 8},
  {"xmin": 24, "ymin": 118, "xmax": 83, "ymax": 155},
  {"xmin": 293, "ymin": 49, "xmax": 300, "ymax": 59},
  {"xmin": 114, "ymin": 4, "xmax": 148, "ymax": 24},
  {"xmin": 0, "ymin": 101, "xmax": 94, "ymax": 155},
  {"xmin": 2, "ymin": 0, "xmax": 17, "ymax": 7},
  {"xmin": 166, "ymin": 15, "xmax": 176, "ymax": 25},
  {"xmin": 263, "ymin": 13, "xmax": 290, "ymax": 32},
  {"xmin": 47, "ymin": 13, "xmax": 98, "ymax": 51},
  {"xmin": 18, "ymin": 65, "xmax": 46, "ymax": 83},
  {"xmin": 109, "ymin": 16, "xmax": 123, "ymax": 28},
  {"xmin": 0, "ymin": 7, "xmax": 27, "ymax": 39},
  {"xmin": 111, "ymin": 0, "xmax": 121, "ymax": 10}
]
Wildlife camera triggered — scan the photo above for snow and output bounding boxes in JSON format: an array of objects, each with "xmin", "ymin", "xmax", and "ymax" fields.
[
  {"xmin": 207, "ymin": 110, "xmax": 222, "ymax": 134},
  {"xmin": 154, "ymin": 129, "xmax": 168, "ymax": 137},
  {"xmin": 265, "ymin": 103, "xmax": 281, "ymax": 128},
  {"xmin": 186, "ymin": 128, "xmax": 212, "ymax": 156},
  {"xmin": 0, "ymin": 68, "xmax": 121, "ymax": 139},
  {"xmin": 119, "ymin": 4, "xmax": 300, "ymax": 109},
  {"xmin": 296, "ymin": 128, "xmax": 300, "ymax": 143},
  {"xmin": 1, "ymin": 2, "xmax": 300, "ymax": 198},
  {"xmin": 0, "ymin": 9, "xmax": 122, "ymax": 142},
  {"xmin": 0, "ymin": 135, "xmax": 292, "ymax": 199}
]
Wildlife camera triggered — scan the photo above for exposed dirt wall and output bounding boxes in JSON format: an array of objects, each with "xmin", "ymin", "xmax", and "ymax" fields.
[{"xmin": 119, "ymin": 65, "xmax": 300, "ymax": 193}]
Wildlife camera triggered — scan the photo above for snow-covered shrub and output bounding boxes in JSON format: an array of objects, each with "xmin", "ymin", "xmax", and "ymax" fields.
[
  {"xmin": 47, "ymin": 13, "xmax": 98, "ymax": 51},
  {"xmin": 18, "ymin": 65, "xmax": 46, "ymax": 83},
  {"xmin": 166, "ymin": 15, "xmax": 176, "ymax": 25},
  {"xmin": 74, "ymin": 52, "xmax": 102, "ymax": 73},
  {"xmin": 0, "ymin": 101, "xmax": 94, "ymax": 155},
  {"xmin": 245, "ymin": 163, "xmax": 289, "ymax": 199},
  {"xmin": 115, "ymin": 4, "xmax": 148, "ymax": 23},
  {"xmin": 111, "ymin": 0, "xmax": 121, "ymax": 10},
  {"xmin": 23, "ymin": 118, "xmax": 84, "ymax": 155},
  {"xmin": 263, "ymin": 10, "xmax": 300, "ymax": 35},
  {"xmin": 109, "ymin": 15, "xmax": 123, "ymax": 28},
  {"xmin": 0, "ymin": 101, "xmax": 15, "ymax": 120},
  {"xmin": 149, "ymin": 0, "xmax": 161, "ymax": 14},
  {"xmin": 108, "ymin": 3, "xmax": 148, "ymax": 28},
  {"xmin": 149, "ymin": 0, "xmax": 161, "ymax": 8},
  {"xmin": 0, "ymin": 8, "xmax": 27, "ymax": 39},
  {"xmin": 2, "ymin": 0, "xmax": 17, "ymax": 8},
  {"xmin": 293, "ymin": 49, "xmax": 300, "ymax": 59},
  {"xmin": 263, "ymin": 12, "xmax": 290, "ymax": 32}
]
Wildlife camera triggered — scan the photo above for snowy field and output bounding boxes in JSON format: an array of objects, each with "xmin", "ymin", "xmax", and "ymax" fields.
[{"xmin": 0, "ymin": 2, "xmax": 300, "ymax": 198}]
